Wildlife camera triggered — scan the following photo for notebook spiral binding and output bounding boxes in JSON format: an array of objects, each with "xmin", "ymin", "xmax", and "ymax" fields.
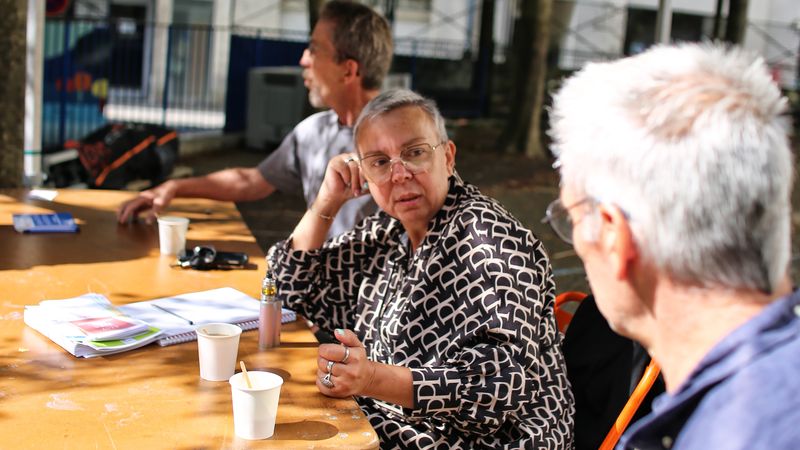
[{"xmin": 156, "ymin": 311, "xmax": 296, "ymax": 347}]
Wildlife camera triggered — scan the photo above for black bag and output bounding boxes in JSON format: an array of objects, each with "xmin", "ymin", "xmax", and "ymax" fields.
[{"xmin": 71, "ymin": 123, "xmax": 179, "ymax": 189}]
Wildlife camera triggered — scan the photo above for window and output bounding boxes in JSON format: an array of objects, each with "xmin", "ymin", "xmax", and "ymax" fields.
[{"xmin": 624, "ymin": 8, "xmax": 707, "ymax": 56}]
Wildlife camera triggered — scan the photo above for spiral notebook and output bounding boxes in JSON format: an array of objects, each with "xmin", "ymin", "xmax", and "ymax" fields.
[{"xmin": 118, "ymin": 287, "xmax": 296, "ymax": 347}]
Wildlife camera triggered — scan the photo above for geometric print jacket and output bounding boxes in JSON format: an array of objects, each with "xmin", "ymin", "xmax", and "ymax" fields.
[{"xmin": 268, "ymin": 174, "xmax": 574, "ymax": 449}]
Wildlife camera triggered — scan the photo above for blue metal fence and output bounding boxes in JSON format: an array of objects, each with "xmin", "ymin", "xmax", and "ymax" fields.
[
  {"xmin": 42, "ymin": 18, "xmax": 233, "ymax": 152},
  {"xmin": 41, "ymin": 18, "xmax": 486, "ymax": 153}
]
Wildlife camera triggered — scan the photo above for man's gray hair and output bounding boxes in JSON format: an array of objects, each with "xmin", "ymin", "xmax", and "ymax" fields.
[
  {"xmin": 354, "ymin": 89, "xmax": 449, "ymax": 144},
  {"xmin": 550, "ymin": 43, "xmax": 793, "ymax": 294},
  {"xmin": 320, "ymin": 0, "xmax": 393, "ymax": 90}
]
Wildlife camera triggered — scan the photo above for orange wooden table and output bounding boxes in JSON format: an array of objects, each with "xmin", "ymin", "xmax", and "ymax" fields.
[{"xmin": 0, "ymin": 189, "xmax": 378, "ymax": 449}]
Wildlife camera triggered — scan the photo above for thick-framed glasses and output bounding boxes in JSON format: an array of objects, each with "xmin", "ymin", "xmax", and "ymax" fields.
[
  {"xmin": 541, "ymin": 198, "xmax": 594, "ymax": 245},
  {"xmin": 359, "ymin": 142, "xmax": 446, "ymax": 185}
]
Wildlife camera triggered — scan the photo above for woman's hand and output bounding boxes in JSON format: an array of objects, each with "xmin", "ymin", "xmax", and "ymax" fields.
[
  {"xmin": 289, "ymin": 153, "xmax": 369, "ymax": 251},
  {"xmin": 312, "ymin": 153, "xmax": 369, "ymax": 219},
  {"xmin": 316, "ymin": 329, "xmax": 376, "ymax": 398}
]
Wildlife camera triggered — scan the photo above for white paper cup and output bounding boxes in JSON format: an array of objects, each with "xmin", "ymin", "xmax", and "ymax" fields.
[
  {"xmin": 196, "ymin": 323, "xmax": 242, "ymax": 381},
  {"xmin": 229, "ymin": 371, "xmax": 284, "ymax": 440},
  {"xmin": 157, "ymin": 216, "xmax": 189, "ymax": 256}
]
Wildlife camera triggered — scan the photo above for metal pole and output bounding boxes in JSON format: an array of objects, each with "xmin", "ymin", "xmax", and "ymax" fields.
[
  {"xmin": 59, "ymin": 19, "xmax": 71, "ymax": 150},
  {"xmin": 24, "ymin": 0, "xmax": 45, "ymax": 186},
  {"xmin": 655, "ymin": 0, "xmax": 672, "ymax": 44},
  {"xmin": 162, "ymin": 24, "xmax": 174, "ymax": 127},
  {"xmin": 794, "ymin": 19, "xmax": 800, "ymax": 91}
]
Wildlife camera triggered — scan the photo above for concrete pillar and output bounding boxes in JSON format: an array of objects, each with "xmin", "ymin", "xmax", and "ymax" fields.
[
  {"xmin": 210, "ymin": 0, "xmax": 232, "ymax": 107},
  {"xmin": 150, "ymin": 0, "xmax": 173, "ymax": 104},
  {"xmin": 656, "ymin": 0, "xmax": 673, "ymax": 44}
]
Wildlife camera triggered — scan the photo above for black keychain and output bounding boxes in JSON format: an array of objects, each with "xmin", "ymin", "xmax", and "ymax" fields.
[{"xmin": 177, "ymin": 245, "xmax": 248, "ymax": 270}]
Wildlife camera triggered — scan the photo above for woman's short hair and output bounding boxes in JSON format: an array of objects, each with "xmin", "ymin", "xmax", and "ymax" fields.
[
  {"xmin": 550, "ymin": 43, "xmax": 793, "ymax": 294},
  {"xmin": 354, "ymin": 89, "xmax": 449, "ymax": 144},
  {"xmin": 320, "ymin": 1, "xmax": 393, "ymax": 90}
]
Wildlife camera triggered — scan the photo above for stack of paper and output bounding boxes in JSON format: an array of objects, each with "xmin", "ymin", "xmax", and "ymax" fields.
[
  {"xmin": 24, "ymin": 288, "xmax": 297, "ymax": 357},
  {"xmin": 24, "ymin": 294, "xmax": 163, "ymax": 358}
]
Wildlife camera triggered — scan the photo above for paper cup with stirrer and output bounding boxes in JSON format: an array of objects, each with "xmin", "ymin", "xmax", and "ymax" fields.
[
  {"xmin": 229, "ymin": 361, "xmax": 284, "ymax": 439},
  {"xmin": 240, "ymin": 361, "xmax": 252, "ymax": 388}
]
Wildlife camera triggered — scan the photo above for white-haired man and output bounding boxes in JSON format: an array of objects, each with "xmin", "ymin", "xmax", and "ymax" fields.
[{"xmin": 547, "ymin": 43, "xmax": 800, "ymax": 449}]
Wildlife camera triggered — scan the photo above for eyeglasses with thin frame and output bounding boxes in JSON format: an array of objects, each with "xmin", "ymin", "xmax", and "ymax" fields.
[
  {"xmin": 358, "ymin": 141, "xmax": 446, "ymax": 185},
  {"xmin": 541, "ymin": 197, "xmax": 594, "ymax": 245}
]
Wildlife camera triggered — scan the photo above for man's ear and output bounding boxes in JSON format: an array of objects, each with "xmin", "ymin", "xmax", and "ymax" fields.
[
  {"xmin": 598, "ymin": 204, "xmax": 637, "ymax": 280},
  {"xmin": 343, "ymin": 59, "xmax": 360, "ymax": 84}
]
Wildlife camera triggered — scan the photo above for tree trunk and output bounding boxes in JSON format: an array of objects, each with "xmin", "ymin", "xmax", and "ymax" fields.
[
  {"xmin": 496, "ymin": 10, "xmax": 528, "ymax": 153},
  {"xmin": 0, "ymin": 0, "xmax": 26, "ymax": 188},
  {"xmin": 474, "ymin": 0, "xmax": 495, "ymax": 116},
  {"xmin": 497, "ymin": 0, "xmax": 553, "ymax": 159},
  {"xmin": 724, "ymin": 0, "xmax": 749, "ymax": 44},
  {"xmin": 712, "ymin": 0, "xmax": 726, "ymax": 40},
  {"xmin": 308, "ymin": 0, "xmax": 325, "ymax": 31},
  {"xmin": 384, "ymin": 0, "xmax": 397, "ymax": 25},
  {"xmin": 523, "ymin": 0, "xmax": 552, "ymax": 159}
]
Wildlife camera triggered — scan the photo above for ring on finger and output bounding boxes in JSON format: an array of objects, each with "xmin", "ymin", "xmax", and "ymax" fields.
[
  {"xmin": 344, "ymin": 156, "xmax": 356, "ymax": 164},
  {"xmin": 321, "ymin": 372, "xmax": 334, "ymax": 388},
  {"xmin": 326, "ymin": 360, "xmax": 335, "ymax": 374},
  {"xmin": 340, "ymin": 346, "xmax": 350, "ymax": 364}
]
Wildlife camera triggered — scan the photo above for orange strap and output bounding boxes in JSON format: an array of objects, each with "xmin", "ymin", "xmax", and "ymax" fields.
[
  {"xmin": 599, "ymin": 359, "xmax": 661, "ymax": 450},
  {"xmin": 156, "ymin": 131, "xmax": 177, "ymax": 146},
  {"xmin": 94, "ymin": 136, "xmax": 156, "ymax": 186},
  {"xmin": 554, "ymin": 291, "xmax": 588, "ymax": 333}
]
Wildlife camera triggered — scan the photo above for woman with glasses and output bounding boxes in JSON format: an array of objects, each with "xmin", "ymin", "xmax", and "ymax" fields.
[{"xmin": 267, "ymin": 89, "xmax": 573, "ymax": 448}]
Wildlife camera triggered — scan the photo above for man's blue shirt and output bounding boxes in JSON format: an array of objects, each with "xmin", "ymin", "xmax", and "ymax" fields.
[{"xmin": 619, "ymin": 289, "xmax": 800, "ymax": 449}]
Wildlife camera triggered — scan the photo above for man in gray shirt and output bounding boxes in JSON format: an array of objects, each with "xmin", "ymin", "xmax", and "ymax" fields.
[
  {"xmin": 257, "ymin": 109, "xmax": 374, "ymax": 237},
  {"xmin": 117, "ymin": 1, "xmax": 392, "ymax": 238}
]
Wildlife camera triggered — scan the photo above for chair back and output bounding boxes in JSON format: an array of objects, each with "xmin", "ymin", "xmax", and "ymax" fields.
[
  {"xmin": 555, "ymin": 291, "xmax": 662, "ymax": 450},
  {"xmin": 598, "ymin": 359, "xmax": 661, "ymax": 450},
  {"xmin": 554, "ymin": 291, "xmax": 588, "ymax": 333}
]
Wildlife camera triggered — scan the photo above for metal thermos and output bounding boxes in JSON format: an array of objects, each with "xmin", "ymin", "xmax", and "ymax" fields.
[{"xmin": 258, "ymin": 264, "xmax": 281, "ymax": 349}]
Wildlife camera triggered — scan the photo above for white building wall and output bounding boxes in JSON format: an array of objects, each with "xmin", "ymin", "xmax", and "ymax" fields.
[
  {"xmin": 770, "ymin": 0, "xmax": 800, "ymax": 22},
  {"xmin": 392, "ymin": 0, "xmax": 472, "ymax": 59},
  {"xmin": 560, "ymin": 1, "xmax": 627, "ymax": 68},
  {"xmin": 559, "ymin": 0, "xmax": 799, "ymax": 87},
  {"xmin": 233, "ymin": 0, "xmax": 282, "ymax": 29},
  {"xmin": 430, "ymin": 0, "xmax": 471, "ymax": 43},
  {"xmin": 628, "ymin": 0, "xmax": 714, "ymax": 14},
  {"xmin": 278, "ymin": 10, "xmax": 308, "ymax": 34},
  {"xmin": 228, "ymin": 0, "xmax": 307, "ymax": 36}
]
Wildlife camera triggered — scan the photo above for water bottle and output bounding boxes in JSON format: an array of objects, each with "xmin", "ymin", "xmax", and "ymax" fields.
[{"xmin": 258, "ymin": 263, "xmax": 281, "ymax": 349}]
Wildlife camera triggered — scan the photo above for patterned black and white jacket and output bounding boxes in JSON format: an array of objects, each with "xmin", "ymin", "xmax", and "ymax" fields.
[{"xmin": 268, "ymin": 174, "xmax": 574, "ymax": 449}]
